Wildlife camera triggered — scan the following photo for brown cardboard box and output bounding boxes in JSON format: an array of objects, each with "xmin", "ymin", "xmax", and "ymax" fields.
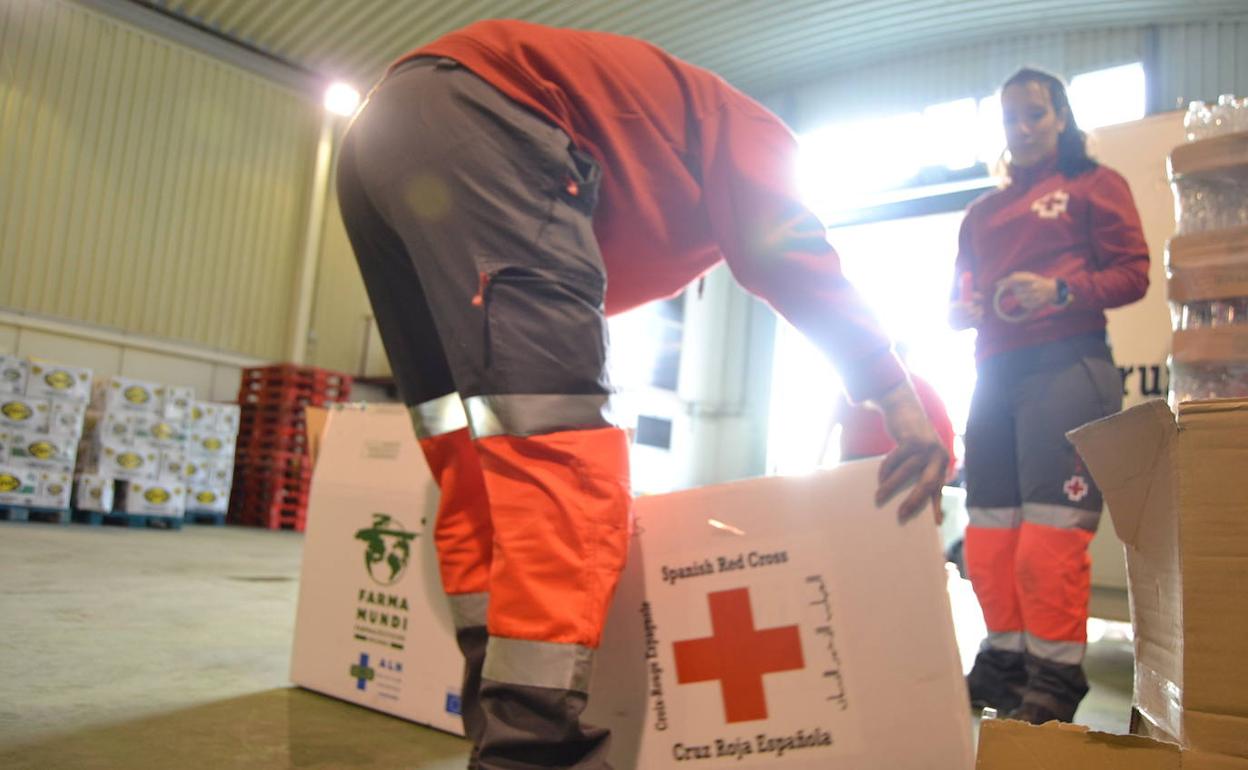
[
  {"xmin": 977, "ymin": 719, "xmax": 1248, "ymax": 769},
  {"xmin": 1166, "ymin": 225, "xmax": 1248, "ymax": 304},
  {"xmin": 1068, "ymin": 398, "xmax": 1248, "ymax": 759}
]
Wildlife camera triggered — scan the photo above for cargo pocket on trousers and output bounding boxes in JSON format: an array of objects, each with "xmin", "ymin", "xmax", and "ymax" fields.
[
  {"xmin": 1080, "ymin": 356, "xmax": 1124, "ymax": 419},
  {"xmin": 480, "ymin": 266, "xmax": 608, "ymax": 395}
]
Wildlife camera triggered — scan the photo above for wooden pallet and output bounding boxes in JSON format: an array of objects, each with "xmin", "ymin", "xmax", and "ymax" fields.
[
  {"xmin": 72, "ymin": 510, "xmax": 184, "ymax": 530},
  {"xmin": 183, "ymin": 511, "xmax": 227, "ymax": 526},
  {"xmin": 0, "ymin": 506, "xmax": 71, "ymax": 525}
]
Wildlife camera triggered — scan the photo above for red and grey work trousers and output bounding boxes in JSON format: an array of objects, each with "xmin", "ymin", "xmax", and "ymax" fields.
[
  {"xmin": 964, "ymin": 332, "xmax": 1122, "ymax": 714},
  {"xmin": 337, "ymin": 58, "xmax": 628, "ymax": 769}
]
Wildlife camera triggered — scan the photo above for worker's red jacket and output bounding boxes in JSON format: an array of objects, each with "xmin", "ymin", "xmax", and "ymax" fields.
[
  {"xmin": 955, "ymin": 156, "xmax": 1150, "ymax": 362},
  {"xmin": 399, "ymin": 20, "xmax": 903, "ymax": 402}
]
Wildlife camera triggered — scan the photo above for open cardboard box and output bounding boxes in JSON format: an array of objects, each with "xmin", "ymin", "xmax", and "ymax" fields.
[
  {"xmin": 979, "ymin": 397, "xmax": 1248, "ymax": 767},
  {"xmin": 977, "ymin": 719, "xmax": 1248, "ymax": 769}
]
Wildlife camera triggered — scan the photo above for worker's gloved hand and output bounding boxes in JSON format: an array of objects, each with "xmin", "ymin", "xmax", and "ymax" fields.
[{"xmin": 872, "ymin": 381, "xmax": 949, "ymax": 524}]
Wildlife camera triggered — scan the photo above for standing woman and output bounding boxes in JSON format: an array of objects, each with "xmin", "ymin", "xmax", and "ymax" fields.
[{"xmin": 951, "ymin": 68, "xmax": 1149, "ymax": 724}]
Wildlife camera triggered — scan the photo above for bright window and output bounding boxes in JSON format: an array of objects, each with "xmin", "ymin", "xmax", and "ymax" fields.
[
  {"xmin": 1068, "ymin": 63, "xmax": 1147, "ymax": 130},
  {"xmin": 767, "ymin": 211, "xmax": 976, "ymax": 477},
  {"xmin": 795, "ymin": 62, "xmax": 1146, "ymax": 224}
]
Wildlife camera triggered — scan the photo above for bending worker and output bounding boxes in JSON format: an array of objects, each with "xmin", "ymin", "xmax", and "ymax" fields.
[
  {"xmin": 337, "ymin": 20, "xmax": 949, "ymax": 770},
  {"xmin": 952, "ymin": 68, "xmax": 1149, "ymax": 725}
]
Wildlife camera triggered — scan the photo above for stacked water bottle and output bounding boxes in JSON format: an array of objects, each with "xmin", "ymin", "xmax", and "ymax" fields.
[{"xmin": 1168, "ymin": 94, "xmax": 1248, "ymax": 403}]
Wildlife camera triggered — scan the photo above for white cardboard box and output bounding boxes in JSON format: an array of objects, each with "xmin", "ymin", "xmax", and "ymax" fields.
[
  {"xmin": 0, "ymin": 465, "xmax": 72, "ymax": 510},
  {"xmin": 290, "ymin": 404, "xmax": 464, "ymax": 736},
  {"xmin": 0, "ymin": 355, "xmax": 29, "ymax": 396},
  {"xmin": 216, "ymin": 403, "xmax": 241, "ymax": 435},
  {"xmin": 186, "ymin": 401, "xmax": 220, "ymax": 431},
  {"xmin": 132, "ymin": 415, "xmax": 189, "ymax": 450},
  {"xmin": 0, "ymin": 396, "xmax": 50, "ymax": 433},
  {"xmin": 184, "ymin": 484, "xmax": 229, "ymax": 514},
  {"xmin": 85, "ymin": 411, "xmax": 134, "ymax": 445},
  {"xmin": 49, "ymin": 399, "xmax": 87, "ymax": 439},
  {"xmin": 181, "ymin": 457, "xmax": 233, "ymax": 488},
  {"xmin": 74, "ymin": 474, "xmax": 115, "ymax": 513},
  {"xmin": 290, "ymin": 406, "xmax": 974, "ymax": 769},
  {"xmin": 26, "ymin": 360, "xmax": 92, "ymax": 402},
  {"xmin": 4, "ymin": 428, "xmax": 78, "ymax": 471},
  {"xmin": 36, "ymin": 470, "xmax": 72, "ymax": 510},
  {"xmin": 186, "ymin": 430, "xmax": 236, "ymax": 459},
  {"xmin": 119, "ymin": 479, "xmax": 186, "ymax": 517},
  {"xmin": 0, "ymin": 463, "xmax": 39, "ymax": 507},
  {"xmin": 162, "ymin": 386, "xmax": 195, "ymax": 421},
  {"xmin": 92, "ymin": 376, "xmax": 164, "ymax": 414},
  {"xmin": 80, "ymin": 440, "xmax": 160, "ymax": 482},
  {"xmin": 583, "ymin": 462, "xmax": 973, "ymax": 770}
]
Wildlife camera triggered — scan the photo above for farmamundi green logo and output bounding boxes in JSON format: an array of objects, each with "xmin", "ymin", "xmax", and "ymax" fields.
[
  {"xmin": 352, "ymin": 513, "xmax": 420, "ymax": 649},
  {"xmin": 354, "ymin": 513, "xmax": 418, "ymax": 586}
]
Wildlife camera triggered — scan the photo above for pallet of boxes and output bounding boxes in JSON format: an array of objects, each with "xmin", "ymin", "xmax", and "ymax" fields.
[
  {"xmin": 0, "ymin": 355, "xmax": 91, "ymax": 524},
  {"xmin": 76, "ymin": 377, "xmax": 239, "ymax": 529},
  {"xmin": 977, "ymin": 105, "xmax": 1248, "ymax": 770},
  {"xmin": 230, "ymin": 364, "xmax": 351, "ymax": 532}
]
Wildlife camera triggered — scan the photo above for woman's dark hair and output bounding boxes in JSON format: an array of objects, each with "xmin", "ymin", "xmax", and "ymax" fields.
[{"xmin": 1002, "ymin": 67, "xmax": 1098, "ymax": 177}]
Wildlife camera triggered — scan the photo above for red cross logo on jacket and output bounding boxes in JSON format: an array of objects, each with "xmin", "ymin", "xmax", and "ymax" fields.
[
  {"xmin": 672, "ymin": 587, "xmax": 805, "ymax": 723},
  {"xmin": 1031, "ymin": 189, "xmax": 1070, "ymax": 220}
]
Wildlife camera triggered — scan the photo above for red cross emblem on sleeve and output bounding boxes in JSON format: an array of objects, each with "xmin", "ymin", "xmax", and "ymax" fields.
[
  {"xmin": 672, "ymin": 587, "xmax": 805, "ymax": 723},
  {"xmin": 1063, "ymin": 475, "xmax": 1089, "ymax": 503}
]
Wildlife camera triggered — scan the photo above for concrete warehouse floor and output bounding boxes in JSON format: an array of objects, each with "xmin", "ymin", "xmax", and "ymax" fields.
[{"xmin": 0, "ymin": 521, "xmax": 1133, "ymax": 769}]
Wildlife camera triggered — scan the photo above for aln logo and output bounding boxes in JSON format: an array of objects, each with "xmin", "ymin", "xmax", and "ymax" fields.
[
  {"xmin": 672, "ymin": 587, "xmax": 805, "ymax": 723},
  {"xmin": 1031, "ymin": 190, "xmax": 1069, "ymax": 219}
]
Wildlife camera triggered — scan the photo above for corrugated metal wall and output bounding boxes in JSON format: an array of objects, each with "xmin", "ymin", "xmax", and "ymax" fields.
[
  {"xmin": 1156, "ymin": 18, "xmax": 1248, "ymax": 112},
  {"xmin": 779, "ymin": 19, "xmax": 1248, "ymax": 131},
  {"xmin": 0, "ymin": 0, "xmax": 319, "ymax": 359}
]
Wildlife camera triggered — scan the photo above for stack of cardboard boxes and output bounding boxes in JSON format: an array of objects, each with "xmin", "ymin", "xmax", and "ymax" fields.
[
  {"xmin": 0, "ymin": 355, "xmax": 92, "ymax": 519},
  {"xmin": 1166, "ymin": 127, "xmax": 1248, "ymax": 402},
  {"xmin": 181, "ymin": 399, "xmax": 240, "ymax": 519},
  {"xmin": 77, "ymin": 376, "xmax": 239, "ymax": 523}
]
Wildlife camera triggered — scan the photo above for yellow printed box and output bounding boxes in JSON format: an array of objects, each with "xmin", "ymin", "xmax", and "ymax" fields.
[
  {"xmin": 50, "ymin": 400, "xmax": 87, "ymax": 438},
  {"xmin": 81, "ymin": 442, "xmax": 160, "ymax": 482},
  {"xmin": 161, "ymin": 386, "xmax": 195, "ymax": 421},
  {"xmin": 4, "ymin": 429, "xmax": 78, "ymax": 470},
  {"xmin": 0, "ymin": 396, "xmax": 50, "ymax": 432},
  {"xmin": 0, "ymin": 463, "xmax": 39, "ymax": 506},
  {"xmin": 132, "ymin": 415, "xmax": 189, "ymax": 449},
  {"xmin": 92, "ymin": 376, "xmax": 165, "ymax": 414},
  {"xmin": 184, "ymin": 485, "xmax": 229, "ymax": 514},
  {"xmin": 73, "ymin": 474, "xmax": 115, "ymax": 514},
  {"xmin": 0, "ymin": 355, "xmax": 29, "ymax": 396},
  {"xmin": 187, "ymin": 431, "xmax": 237, "ymax": 460},
  {"xmin": 119, "ymin": 480, "xmax": 186, "ymax": 517},
  {"xmin": 25, "ymin": 360, "xmax": 92, "ymax": 402},
  {"xmin": 0, "ymin": 465, "xmax": 71, "ymax": 510}
]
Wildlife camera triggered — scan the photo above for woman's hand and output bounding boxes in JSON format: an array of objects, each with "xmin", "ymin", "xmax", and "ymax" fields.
[
  {"xmin": 997, "ymin": 272, "xmax": 1058, "ymax": 311},
  {"xmin": 949, "ymin": 293, "xmax": 985, "ymax": 330}
]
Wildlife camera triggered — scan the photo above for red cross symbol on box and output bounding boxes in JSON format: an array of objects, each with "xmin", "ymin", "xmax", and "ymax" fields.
[{"xmin": 672, "ymin": 587, "xmax": 805, "ymax": 723}]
